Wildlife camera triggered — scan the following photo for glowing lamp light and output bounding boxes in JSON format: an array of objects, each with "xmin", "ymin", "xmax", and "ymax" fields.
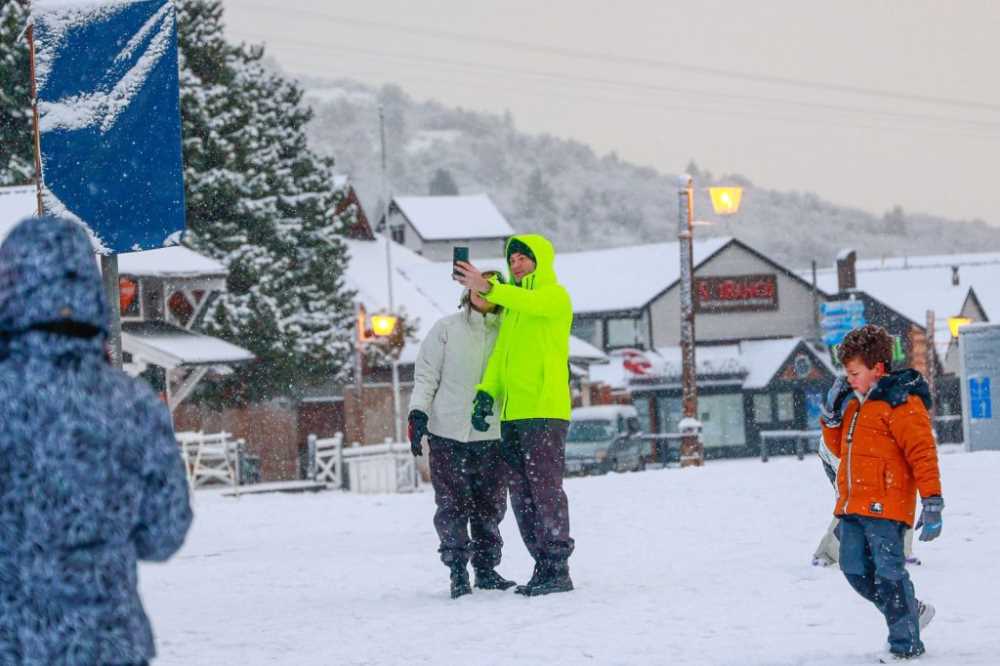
[
  {"xmin": 370, "ymin": 314, "xmax": 398, "ymax": 337},
  {"xmin": 948, "ymin": 317, "xmax": 972, "ymax": 337},
  {"xmin": 708, "ymin": 187, "xmax": 743, "ymax": 215}
]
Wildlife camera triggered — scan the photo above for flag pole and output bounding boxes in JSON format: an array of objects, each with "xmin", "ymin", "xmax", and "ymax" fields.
[{"xmin": 26, "ymin": 21, "xmax": 44, "ymax": 216}]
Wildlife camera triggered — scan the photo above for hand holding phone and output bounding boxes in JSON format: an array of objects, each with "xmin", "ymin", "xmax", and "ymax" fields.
[{"xmin": 453, "ymin": 246, "xmax": 469, "ymax": 279}]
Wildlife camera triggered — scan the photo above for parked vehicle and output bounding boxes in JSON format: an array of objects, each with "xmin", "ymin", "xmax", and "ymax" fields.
[{"xmin": 564, "ymin": 405, "xmax": 648, "ymax": 475}]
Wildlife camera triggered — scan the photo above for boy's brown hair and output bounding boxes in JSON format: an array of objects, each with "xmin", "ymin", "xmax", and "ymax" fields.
[{"xmin": 838, "ymin": 324, "xmax": 893, "ymax": 371}]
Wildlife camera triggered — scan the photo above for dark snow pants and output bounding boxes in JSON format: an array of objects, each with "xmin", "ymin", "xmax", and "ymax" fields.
[
  {"xmin": 838, "ymin": 515, "xmax": 923, "ymax": 657},
  {"xmin": 500, "ymin": 419, "xmax": 575, "ymax": 565},
  {"xmin": 428, "ymin": 435, "xmax": 508, "ymax": 570}
]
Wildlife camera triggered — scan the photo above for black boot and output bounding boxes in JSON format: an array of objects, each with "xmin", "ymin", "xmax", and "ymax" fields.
[
  {"xmin": 515, "ymin": 562, "xmax": 547, "ymax": 596},
  {"xmin": 474, "ymin": 567, "xmax": 516, "ymax": 591},
  {"xmin": 449, "ymin": 563, "xmax": 472, "ymax": 599},
  {"xmin": 522, "ymin": 561, "xmax": 573, "ymax": 597}
]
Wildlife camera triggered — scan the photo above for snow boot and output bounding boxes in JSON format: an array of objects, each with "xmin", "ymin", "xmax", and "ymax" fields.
[
  {"xmin": 917, "ymin": 600, "xmax": 935, "ymax": 632},
  {"xmin": 449, "ymin": 563, "xmax": 472, "ymax": 599},
  {"xmin": 515, "ymin": 562, "xmax": 547, "ymax": 596},
  {"xmin": 521, "ymin": 561, "xmax": 574, "ymax": 597},
  {"xmin": 474, "ymin": 567, "xmax": 516, "ymax": 591},
  {"xmin": 878, "ymin": 645, "xmax": 925, "ymax": 662}
]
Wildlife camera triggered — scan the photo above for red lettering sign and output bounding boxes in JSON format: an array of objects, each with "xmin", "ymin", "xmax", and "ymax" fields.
[{"xmin": 693, "ymin": 274, "xmax": 779, "ymax": 313}]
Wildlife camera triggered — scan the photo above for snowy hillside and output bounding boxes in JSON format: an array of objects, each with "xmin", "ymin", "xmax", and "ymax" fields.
[
  {"xmin": 141, "ymin": 448, "xmax": 999, "ymax": 665},
  {"xmin": 298, "ymin": 77, "xmax": 1000, "ymax": 269}
]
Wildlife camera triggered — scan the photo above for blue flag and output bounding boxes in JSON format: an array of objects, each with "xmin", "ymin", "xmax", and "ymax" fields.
[{"xmin": 32, "ymin": 0, "xmax": 185, "ymax": 254}]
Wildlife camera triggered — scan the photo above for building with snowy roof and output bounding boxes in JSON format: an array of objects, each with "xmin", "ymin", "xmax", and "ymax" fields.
[
  {"xmin": 799, "ymin": 248, "xmax": 1000, "ymax": 443},
  {"xmin": 587, "ymin": 338, "xmax": 835, "ymax": 458},
  {"xmin": 378, "ymin": 193, "xmax": 513, "ymax": 261},
  {"xmin": 400, "ymin": 235, "xmax": 831, "ymax": 354}
]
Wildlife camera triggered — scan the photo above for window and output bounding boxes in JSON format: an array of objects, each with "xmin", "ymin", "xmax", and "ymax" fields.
[
  {"xmin": 656, "ymin": 396, "xmax": 683, "ymax": 435},
  {"xmin": 753, "ymin": 394, "xmax": 772, "ymax": 424},
  {"xmin": 607, "ymin": 317, "xmax": 642, "ymax": 348},
  {"xmin": 567, "ymin": 420, "xmax": 615, "ymax": 443},
  {"xmin": 698, "ymin": 394, "xmax": 746, "ymax": 448},
  {"xmin": 390, "ymin": 224, "xmax": 405, "ymax": 244},
  {"xmin": 571, "ymin": 318, "xmax": 599, "ymax": 347},
  {"xmin": 776, "ymin": 392, "xmax": 795, "ymax": 422},
  {"xmin": 634, "ymin": 397, "xmax": 653, "ymax": 433}
]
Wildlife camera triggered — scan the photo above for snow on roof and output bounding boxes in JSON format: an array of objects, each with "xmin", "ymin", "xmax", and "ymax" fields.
[
  {"xmin": 122, "ymin": 321, "xmax": 254, "ymax": 369},
  {"xmin": 739, "ymin": 338, "xmax": 809, "ymax": 389},
  {"xmin": 554, "ymin": 237, "xmax": 734, "ymax": 313},
  {"xmin": 398, "ymin": 237, "xmax": 734, "ymax": 315},
  {"xmin": 0, "ymin": 186, "xmax": 38, "ymax": 242},
  {"xmin": 569, "ymin": 335, "xmax": 608, "ymax": 364},
  {"xmin": 117, "ymin": 245, "xmax": 226, "ymax": 277},
  {"xmin": 804, "ymin": 261, "xmax": 989, "ymax": 355},
  {"xmin": 343, "ymin": 236, "xmax": 445, "ymax": 364},
  {"xmin": 393, "ymin": 194, "xmax": 514, "ymax": 241},
  {"xmin": 591, "ymin": 338, "xmax": 819, "ymax": 390}
]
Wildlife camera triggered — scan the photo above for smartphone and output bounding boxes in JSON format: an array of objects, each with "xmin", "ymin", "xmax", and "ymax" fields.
[{"xmin": 453, "ymin": 246, "xmax": 469, "ymax": 279}]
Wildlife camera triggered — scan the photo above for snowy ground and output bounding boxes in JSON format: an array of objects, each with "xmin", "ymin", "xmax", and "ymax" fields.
[{"xmin": 141, "ymin": 447, "xmax": 1000, "ymax": 665}]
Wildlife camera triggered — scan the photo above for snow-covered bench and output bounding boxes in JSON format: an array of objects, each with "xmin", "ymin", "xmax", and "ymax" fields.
[
  {"xmin": 176, "ymin": 430, "xmax": 243, "ymax": 488},
  {"xmin": 307, "ymin": 433, "xmax": 418, "ymax": 494}
]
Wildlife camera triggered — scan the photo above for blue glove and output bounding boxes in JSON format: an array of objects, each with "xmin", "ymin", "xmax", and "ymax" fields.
[
  {"xmin": 821, "ymin": 376, "xmax": 853, "ymax": 428},
  {"xmin": 471, "ymin": 390, "xmax": 494, "ymax": 432},
  {"xmin": 915, "ymin": 495, "xmax": 944, "ymax": 542}
]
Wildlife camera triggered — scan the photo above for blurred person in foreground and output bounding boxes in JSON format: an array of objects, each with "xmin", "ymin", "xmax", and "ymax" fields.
[
  {"xmin": 455, "ymin": 234, "xmax": 575, "ymax": 596},
  {"xmin": 820, "ymin": 324, "xmax": 942, "ymax": 662},
  {"xmin": 407, "ymin": 269, "xmax": 515, "ymax": 599},
  {"xmin": 0, "ymin": 216, "xmax": 193, "ymax": 666}
]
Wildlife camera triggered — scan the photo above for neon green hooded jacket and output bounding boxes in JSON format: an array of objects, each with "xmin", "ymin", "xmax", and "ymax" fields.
[{"xmin": 476, "ymin": 234, "xmax": 573, "ymax": 422}]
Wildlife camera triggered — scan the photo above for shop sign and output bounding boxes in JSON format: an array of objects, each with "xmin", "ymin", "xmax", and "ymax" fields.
[{"xmin": 694, "ymin": 274, "xmax": 778, "ymax": 313}]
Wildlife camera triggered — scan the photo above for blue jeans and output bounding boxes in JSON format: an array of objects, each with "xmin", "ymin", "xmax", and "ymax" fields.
[{"xmin": 838, "ymin": 515, "xmax": 923, "ymax": 656}]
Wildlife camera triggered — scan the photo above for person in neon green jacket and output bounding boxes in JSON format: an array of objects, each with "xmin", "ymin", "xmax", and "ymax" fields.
[{"xmin": 455, "ymin": 234, "xmax": 575, "ymax": 596}]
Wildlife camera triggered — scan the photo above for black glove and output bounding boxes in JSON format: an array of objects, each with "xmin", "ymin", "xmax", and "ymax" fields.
[
  {"xmin": 471, "ymin": 391, "xmax": 494, "ymax": 432},
  {"xmin": 916, "ymin": 495, "xmax": 944, "ymax": 542},
  {"xmin": 407, "ymin": 410, "xmax": 428, "ymax": 457},
  {"xmin": 821, "ymin": 376, "xmax": 853, "ymax": 428}
]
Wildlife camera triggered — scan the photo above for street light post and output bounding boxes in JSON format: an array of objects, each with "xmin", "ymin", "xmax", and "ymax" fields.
[
  {"xmin": 354, "ymin": 303, "xmax": 399, "ymax": 443},
  {"xmin": 676, "ymin": 176, "xmax": 743, "ymax": 467},
  {"xmin": 677, "ymin": 176, "xmax": 701, "ymax": 467}
]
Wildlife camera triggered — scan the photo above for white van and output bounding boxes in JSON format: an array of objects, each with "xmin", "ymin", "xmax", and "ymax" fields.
[{"xmin": 564, "ymin": 405, "xmax": 648, "ymax": 475}]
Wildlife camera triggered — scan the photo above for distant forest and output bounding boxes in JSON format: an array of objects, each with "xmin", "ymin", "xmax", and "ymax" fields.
[{"xmin": 301, "ymin": 76, "xmax": 1000, "ymax": 270}]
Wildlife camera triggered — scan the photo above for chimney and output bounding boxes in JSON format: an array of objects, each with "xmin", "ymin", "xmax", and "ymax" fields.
[
  {"xmin": 836, "ymin": 249, "xmax": 857, "ymax": 292},
  {"xmin": 951, "ymin": 265, "xmax": 960, "ymax": 286}
]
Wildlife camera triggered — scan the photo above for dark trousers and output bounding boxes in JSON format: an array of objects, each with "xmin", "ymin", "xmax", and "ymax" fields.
[
  {"xmin": 501, "ymin": 419, "xmax": 575, "ymax": 565},
  {"xmin": 839, "ymin": 515, "xmax": 923, "ymax": 656},
  {"xmin": 428, "ymin": 435, "xmax": 508, "ymax": 570}
]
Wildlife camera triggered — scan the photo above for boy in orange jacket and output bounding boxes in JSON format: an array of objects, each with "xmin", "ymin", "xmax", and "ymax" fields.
[{"xmin": 820, "ymin": 325, "xmax": 943, "ymax": 661}]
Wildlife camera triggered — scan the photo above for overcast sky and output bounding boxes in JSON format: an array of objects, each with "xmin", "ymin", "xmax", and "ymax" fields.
[{"xmin": 222, "ymin": 0, "xmax": 1000, "ymax": 224}]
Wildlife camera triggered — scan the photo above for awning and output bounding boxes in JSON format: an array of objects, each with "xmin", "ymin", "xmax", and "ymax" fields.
[{"xmin": 122, "ymin": 321, "xmax": 254, "ymax": 370}]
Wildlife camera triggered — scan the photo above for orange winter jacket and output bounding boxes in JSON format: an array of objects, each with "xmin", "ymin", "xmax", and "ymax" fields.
[{"xmin": 821, "ymin": 369, "xmax": 942, "ymax": 526}]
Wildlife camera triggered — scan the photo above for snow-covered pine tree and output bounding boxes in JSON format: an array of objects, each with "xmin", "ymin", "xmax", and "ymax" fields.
[
  {"xmin": 176, "ymin": 0, "xmax": 357, "ymax": 401},
  {"xmin": 0, "ymin": 0, "xmax": 33, "ymax": 186}
]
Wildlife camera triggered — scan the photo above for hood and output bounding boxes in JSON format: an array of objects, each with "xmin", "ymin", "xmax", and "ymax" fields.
[
  {"xmin": 869, "ymin": 369, "xmax": 932, "ymax": 409},
  {"xmin": 0, "ymin": 215, "xmax": 108, "ymax": 336},
  {"xmin": 506, "ymin": 234, "xmax": 556, "ymax": 290}
]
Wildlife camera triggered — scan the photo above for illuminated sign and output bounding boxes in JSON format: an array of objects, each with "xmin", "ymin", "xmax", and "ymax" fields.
[{"xmin": 694, "ymin": 274, "xmax": 778, "ymax": 313}]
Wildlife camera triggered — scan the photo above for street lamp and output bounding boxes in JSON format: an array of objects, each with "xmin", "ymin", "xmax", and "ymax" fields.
[
  {"xmin": 948, "ymin": 317, "xmax": 972, "ymax": 338},
  {"xmin": 677, "ymin": 176, "xmax": 743, "ymax": 467},
  {"xmin": 354, "ymin": 303, "xmax": 399, "ymax": 440}
]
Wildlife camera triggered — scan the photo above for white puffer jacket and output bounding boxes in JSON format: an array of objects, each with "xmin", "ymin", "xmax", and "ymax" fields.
[{"xmin": 409, "ymin": 309, "xmax": 501, "ymax": 442}]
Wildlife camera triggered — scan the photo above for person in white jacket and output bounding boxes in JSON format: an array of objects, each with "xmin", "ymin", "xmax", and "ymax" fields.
[{"xmin": 407, "ymin": 270, "xmax": 515, "ymax": 599}]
